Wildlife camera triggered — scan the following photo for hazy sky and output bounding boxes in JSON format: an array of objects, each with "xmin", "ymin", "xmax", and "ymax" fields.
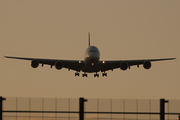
[{"xmin": 0, "ymin": 0, "xmax": 180, "ymax": 99}]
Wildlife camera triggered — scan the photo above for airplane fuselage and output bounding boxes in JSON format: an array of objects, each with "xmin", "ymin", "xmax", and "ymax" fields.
[{"xmin": 83, "ymin": 46, "xmax": 100, "ymax": 73}]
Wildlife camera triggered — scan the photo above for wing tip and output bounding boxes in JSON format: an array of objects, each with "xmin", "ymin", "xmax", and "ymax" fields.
[{"xmin": 3, "ymin": 55, "xmax": 7, "ymax": 59}]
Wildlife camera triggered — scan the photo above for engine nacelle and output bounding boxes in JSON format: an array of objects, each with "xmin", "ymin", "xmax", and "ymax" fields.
[
  {"xmin": 120, "ymin": 62, "xmax": 128, "ymax": 71},
  {"xmin": 55, "ymin": 61, "xmax": 63, "ymax": 70},
  {"xmin": 143, "ymin": 61, "xmax": 151, "ymax": 69},
  {"xmin": 31, "ymin": 60, "xmax": 39, "ymax": 68}
]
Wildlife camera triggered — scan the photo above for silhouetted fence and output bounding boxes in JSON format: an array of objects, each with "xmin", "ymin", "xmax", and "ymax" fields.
[{"xmin": 1, "ymin": 97, "xmax": 180, "ymax": 120}]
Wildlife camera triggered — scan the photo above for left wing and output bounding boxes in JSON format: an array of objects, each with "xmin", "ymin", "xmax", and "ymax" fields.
[
  {"xmin": 99, "ymin": 58, "xmax": 176, "ymax": 72},
  {"xmin": 5, "ymin": 56, "xmax": 85, "ymax": 71}
]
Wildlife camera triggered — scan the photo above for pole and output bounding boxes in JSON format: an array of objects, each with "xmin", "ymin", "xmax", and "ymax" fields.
[
  {"xmin": 79, "ymin": 98, "xmax": 88, "ymax": 120},
  {"xmin": 0, "ymin": 97, "xmax": 6, "ymax": 120},
  {"xmin": 160, "ymin": 99, "xmax": 168, "ymax": 120}
]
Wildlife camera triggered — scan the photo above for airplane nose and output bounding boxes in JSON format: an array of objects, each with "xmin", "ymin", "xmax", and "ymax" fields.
[
  {"xmin": 89, "ymin": 56, "xmax": 99, "ymax": 62},
  {"xmin": 85, "ymin": 56, "xmax": 99, "ymax": 63}
]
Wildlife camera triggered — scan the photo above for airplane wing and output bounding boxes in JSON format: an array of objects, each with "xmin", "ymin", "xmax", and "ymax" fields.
[
  {"xmin": 99, "ymin": 58, "xmax": 176, "ymax": 72},
  {"xmin": 5, "ymin": 56, "xmax": 85, "ymax": 71}
]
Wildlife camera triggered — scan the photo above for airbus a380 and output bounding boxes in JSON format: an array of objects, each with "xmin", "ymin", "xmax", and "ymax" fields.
[{"xmin": 5, "ymin": 33, "xmax": 175, "ymax": 77}]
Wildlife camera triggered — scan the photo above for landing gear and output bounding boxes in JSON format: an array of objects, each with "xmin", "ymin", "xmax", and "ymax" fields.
[
  {"xmin": 82, "ymin": 73, "xmax": 87, "ymax": 77},
  {"xmin": 94, "ymin": 73, "xmax": 99, "ymax": 77},
  {"xmin": 75, "ymin": 72, "xmax": 79, "ymax": 76},
  {"xmin": 102, "ymin": 72, "xmax": 107, "ymax": 77}
]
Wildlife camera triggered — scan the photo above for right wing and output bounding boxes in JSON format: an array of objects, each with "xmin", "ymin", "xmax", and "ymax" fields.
[
  {"xmin": 99, "ymin": 58, "xmax": 176, "ymax": 72},
  {"xmin": 5, "ymin": 56, "xmax": 85, "ymax": 72}
]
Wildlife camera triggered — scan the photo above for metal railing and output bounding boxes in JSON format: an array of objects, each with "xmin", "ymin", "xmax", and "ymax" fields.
[{"xmin": 1, "ymin": 97, "xmax": 180, "ymax": 120}]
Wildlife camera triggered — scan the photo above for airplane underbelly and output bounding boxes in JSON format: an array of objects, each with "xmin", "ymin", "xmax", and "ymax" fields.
[{"xmin": 82, "ymin": 62, "xmax": 100, "ymax": 73}]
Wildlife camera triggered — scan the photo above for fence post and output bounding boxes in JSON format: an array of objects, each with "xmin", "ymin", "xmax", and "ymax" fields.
[
  {"xmin": 0, "ymin": 97, "xmax": 6, "ymax": 120},
  {"xmin": 79, "ymin": 97, "xmax": 88, "ymax": 120},
  {"xmin": 160, "ymin": 99, "xmax": 168, "ymax": 120}
]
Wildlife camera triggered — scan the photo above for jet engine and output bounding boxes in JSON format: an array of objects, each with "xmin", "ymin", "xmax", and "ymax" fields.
[
  {"xmin": 120, "ymin": 62, "xmax": 128, "ymax": 71},
  {"xmin": 31, "ymin": 60, "xmax": 39, "ymax": 68},
  {"xmin": 143, "ymin": 61, "xmax": 151, "ymax": 69},
  {"xmin": 55, "ymin": 61, "xmax": 63, "ymax": 70}
]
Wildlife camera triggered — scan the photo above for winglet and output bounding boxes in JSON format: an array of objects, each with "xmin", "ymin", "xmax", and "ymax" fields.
[{"xmin": 88, "ymin": 32, "xmax": 90, "ymax": 47}]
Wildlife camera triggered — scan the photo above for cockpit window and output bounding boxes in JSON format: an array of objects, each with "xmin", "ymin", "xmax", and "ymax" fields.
[{"xmin": 89, "ymin": 50, "xmax": 97, "ymax": 52}]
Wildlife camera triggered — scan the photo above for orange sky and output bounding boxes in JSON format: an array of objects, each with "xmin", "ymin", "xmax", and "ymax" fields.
[{"xmin": 0, "ymin": 0, "xmax": 179, "ymax": 99}]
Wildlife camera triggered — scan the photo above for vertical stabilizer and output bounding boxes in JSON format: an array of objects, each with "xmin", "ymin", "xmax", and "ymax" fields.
[{"xmin": 88, "ymin": 32, "xmax": 90, "ymax": 47}]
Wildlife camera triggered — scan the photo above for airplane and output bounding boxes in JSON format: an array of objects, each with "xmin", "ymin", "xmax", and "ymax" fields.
[{"xmin": 5, "ymin": 33, "xmax": 175, "ymax": 77}]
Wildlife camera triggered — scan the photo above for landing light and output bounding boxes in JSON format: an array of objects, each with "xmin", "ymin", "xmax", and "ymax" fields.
[
  {"xmin": 79, "ymin": 61, "xmax": 81, "ymax": 63},
  {"xmin": 92, "ymin": 63, "xmax": 94, "ymax": 65},
  {"xmin": 103, "ymin": 61, "xmax": 105, "ymax": 63}
]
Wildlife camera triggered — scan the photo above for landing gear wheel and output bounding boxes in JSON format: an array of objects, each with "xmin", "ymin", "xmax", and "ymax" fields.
[
  {"xmin": 102, "ymin": 73, "xmax": 107, "ymax": 77},
  {"xmin": 94, "ymin": 74, "xmax": 99, "ymax": 77},
  {"xmin": 82, "ymin": 73, "xmax": 87, "ymax": 77},
  {"xmin": 75, "ymin": 72, "xmax": 79, "ymax": 76}
]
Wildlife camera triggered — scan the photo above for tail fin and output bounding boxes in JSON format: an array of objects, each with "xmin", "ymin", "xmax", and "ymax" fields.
[{"xmin": 88, "ymin": 32, "xmax": 90, "ymax": 47}]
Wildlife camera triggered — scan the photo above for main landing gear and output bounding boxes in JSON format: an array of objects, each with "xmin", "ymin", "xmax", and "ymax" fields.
[
  {"xmin": 102, "ymin": 72, "xmax": 107, "ymax": 77},
  {"xmin": 94, "ymin": 72, "xmax": 107, "ymax": 77},
  {"xmin": 75, "ymin": 72, "xmax": 87, "ymax": 77},
  {"xmin": 75, "ymin": 72, "xmax": 79, "ymax": 76},
  {"xmin": 94, "ymin": 73, "xmax": 99, "ymax": 77},
  {"xmin": 82, "ymin": 73, "xmax": 87, "ymax": 77},
  {"xmin": 74, "ymin": 72, "xmax": 107, "ymax": 77}
]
